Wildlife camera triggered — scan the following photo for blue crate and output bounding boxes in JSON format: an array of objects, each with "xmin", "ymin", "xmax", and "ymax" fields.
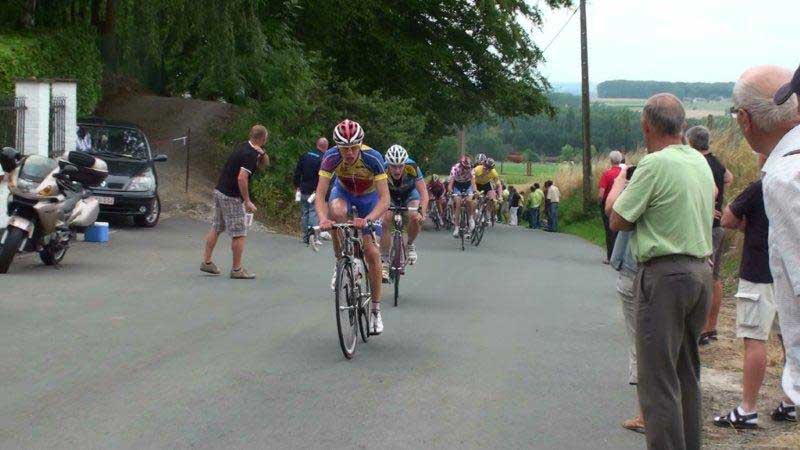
[{"xmin": 84, "ymin": 222, "xmax": 109, "ymax": 242}]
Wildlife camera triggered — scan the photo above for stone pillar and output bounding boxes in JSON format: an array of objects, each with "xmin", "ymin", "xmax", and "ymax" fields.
[
  {"xmin": 15, "ymin": 79, "xmax": 50, "ymax": 157},
  {"xmin": 51, "ymin": 80, "xmax": 77, "ymax": 155}
]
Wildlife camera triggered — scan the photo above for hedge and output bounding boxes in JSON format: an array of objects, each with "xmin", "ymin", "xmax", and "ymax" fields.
[{"xmin": 0, "ymin": 27, "xmax": 102, "ymax": 116}]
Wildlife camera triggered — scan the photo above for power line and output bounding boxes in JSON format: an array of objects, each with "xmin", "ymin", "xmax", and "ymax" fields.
[{"xmin": 541, "ymin": 6, "xmax": 579, "ymax": 54}]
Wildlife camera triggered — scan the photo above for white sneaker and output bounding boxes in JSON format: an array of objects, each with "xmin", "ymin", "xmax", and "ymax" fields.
[
  {"xmin": 319, "ymin": 231, "xmax": 332, "ymax": 240},
  {"xmin": 407, "ymin": 244, "xmax": 417, "ymax": 265},
  {"xmin": 371, "ymin": 304, "xmax": 384, "ymax": 334},
  {"xmin": 453, "ymin": 228, "xmax": 459, "ymax": 238}
]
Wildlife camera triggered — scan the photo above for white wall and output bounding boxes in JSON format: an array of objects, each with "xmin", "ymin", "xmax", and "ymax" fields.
[
  {"xmin": 15, "ymin": 80, "xmax": 50, "ymax": 158},
  {"xmin": 2, "ymin": 81, "xmax": 53, "ymax": 228},
  {"xmin": 51, "ymin": 81, "xmax": 77, "ymax": 155}
]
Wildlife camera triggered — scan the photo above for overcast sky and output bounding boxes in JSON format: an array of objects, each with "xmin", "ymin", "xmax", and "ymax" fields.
[{"xmin": 527, "ymin": 0, "xmax": 800, "ymax": 84}]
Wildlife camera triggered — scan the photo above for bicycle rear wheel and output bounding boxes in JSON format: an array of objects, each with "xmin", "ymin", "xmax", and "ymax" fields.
[
  {"xmin": 334, "ymin": 258, "xmax": 358, "ymax": 359},
  {"xmin": 391, "ymin": 233, "xmax": 404, "ymax": 306}
]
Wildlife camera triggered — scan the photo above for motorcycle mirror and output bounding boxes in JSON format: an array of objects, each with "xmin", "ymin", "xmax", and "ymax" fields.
[
  {"xmin": 0, "ymin": 147, "xmax": 20, "ymax": 173},
  {"xmin": 152, "ymin": 154, "xmax": 168, "ymax": 162}
]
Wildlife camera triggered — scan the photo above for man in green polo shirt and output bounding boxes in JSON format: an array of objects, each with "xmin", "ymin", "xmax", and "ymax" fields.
[{"xmin": 606, "ymin": 93, "xmax": 715, "ymax": 450}]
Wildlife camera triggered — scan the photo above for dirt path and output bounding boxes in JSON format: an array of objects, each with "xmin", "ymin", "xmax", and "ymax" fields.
[{"xmin": 96, "ymin": 94, "xmax": 241, "ymax": 217}]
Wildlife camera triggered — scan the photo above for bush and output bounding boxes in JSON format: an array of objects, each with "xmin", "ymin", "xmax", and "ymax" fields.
[{"xmin": 0, "ymin": 27, "xmax": 102, "ymax": 115}]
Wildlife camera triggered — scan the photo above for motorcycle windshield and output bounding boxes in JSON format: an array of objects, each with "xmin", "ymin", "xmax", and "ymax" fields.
[{"xmin": 19, "ymin": 155, "xmax": 57, "ymax": 183}]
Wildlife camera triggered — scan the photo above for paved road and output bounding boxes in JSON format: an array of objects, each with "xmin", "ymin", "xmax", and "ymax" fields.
[{"xmin": 1, "ymin": 218, "xmax": 642, "ymax": 449}]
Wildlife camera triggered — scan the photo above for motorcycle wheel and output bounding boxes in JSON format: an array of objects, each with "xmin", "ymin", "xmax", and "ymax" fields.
[
  {"xmin": 0, "ymin": 226, "xmax": 27, "ymax": 274},
  {"xmin": 39, "ymin": 239, "xmax": 68, "ymax": 266}
]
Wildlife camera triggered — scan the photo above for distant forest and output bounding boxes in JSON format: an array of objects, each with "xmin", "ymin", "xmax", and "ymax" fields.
[{"xmin": 598, "ymin": 80, "xmax": 734, "ymax": 99}]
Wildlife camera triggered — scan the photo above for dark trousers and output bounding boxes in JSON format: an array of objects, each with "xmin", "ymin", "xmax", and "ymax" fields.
[
  {"xmin": 528, "ymin": 207, "xmax": 540, "ymax": 229},
  {"xmin": 636, "ymin": 255, "xmax": 712, "ymax": 450},
  {"xmin": 600, "ymin": 202, "xmax": 617, "ymax": 260},
  {"xmin": 547, "ymin": 202, "xmax": 559, "ymax": 232}
]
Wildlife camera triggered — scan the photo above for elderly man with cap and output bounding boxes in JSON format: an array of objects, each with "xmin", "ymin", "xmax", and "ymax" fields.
[{"xmin": 767, "ymin": 64, "xmax": 800, "ymax": 416}]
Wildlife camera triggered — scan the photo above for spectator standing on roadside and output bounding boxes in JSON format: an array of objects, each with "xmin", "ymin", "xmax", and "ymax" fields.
[
  {"xmin": 685, "ymin": 125, "xmax": 734, "ymax": 346},
  {"xmin": 769, "ymin": 62, "xmax": 800, "ymax": 421},
  {"xmin": 499, "ymin": 186, "xmax": 510, "ymax": 223},
  {"xmin": 607, "ymin": 93, "xmax": 715, "ymax": 450},
  {"xmin": 713, "ymin": 156, "xmax": 788, "ymax": 428},
  {"xmin": 599, "ymin": 150, "xmax": 624, "ymax": 262},
  {"xmin": 201, "ymin": 125, "xmax": 269, "ymax": 279},
  {"xmin": 526, "ymin": 183, "xmax": 544, "ymax": 229},
  {"xmin": 544, "ymin": 180, "xmax": 560, "ymax": 232},
  {"xmin": 735, "ymin": 64, "xmax": 800, "ymax": 413},
  {"xmin": 294, "ymin": 137, "xmax": 328, "ymax": 243},
  {"xmin": 508, "ymin": 186, "xmax": 521, "ymax": 226},
  {"xmin": 609, "ymin": 227, "xmax": 645, "ymax": 433}
]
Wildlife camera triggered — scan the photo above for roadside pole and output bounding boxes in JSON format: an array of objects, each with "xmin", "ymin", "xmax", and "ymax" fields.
[
  {"xmin": 580, "ymin": 0, "xmax": 592, "ymax": 214},
  {"xmin": 185, "ymin": 128, "xmax": 190, "ymax": 193}
]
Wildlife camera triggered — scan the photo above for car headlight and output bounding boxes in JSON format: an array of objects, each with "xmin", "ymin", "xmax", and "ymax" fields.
[{"xmin": 126, "ymin": 169, "xmax": 155, "ymax": 192}]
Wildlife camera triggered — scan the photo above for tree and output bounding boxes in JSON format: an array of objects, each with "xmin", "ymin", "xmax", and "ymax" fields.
[{"xmin": 294, "ymin": 0, "xmax": 572, "ymax": 133}]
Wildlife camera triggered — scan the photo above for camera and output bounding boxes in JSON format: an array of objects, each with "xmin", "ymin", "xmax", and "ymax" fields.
[{"xmin": 626, "ymin": 165, "xmax": 637, "ymax": 180}]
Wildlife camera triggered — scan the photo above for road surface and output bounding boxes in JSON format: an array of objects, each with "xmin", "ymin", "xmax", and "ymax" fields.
[{"xmin": 0, "ymin": 218, "xmax": 642, "ymax": 449}]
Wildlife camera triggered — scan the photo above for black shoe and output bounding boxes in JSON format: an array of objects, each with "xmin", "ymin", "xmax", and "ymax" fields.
[
  {"xmin": 772, "ymin": 401, "xmax": 797, "ymax": 422},
  {"xmin": 699, "ymin": 330, "xmax": 718, "ymax": 346},
  {"xmin": 714, "ymin": 407, "xmax": 759, "ymax": 429}
]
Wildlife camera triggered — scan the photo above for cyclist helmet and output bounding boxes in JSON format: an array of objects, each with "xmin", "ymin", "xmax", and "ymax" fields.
[
  {"xmin": 459, "ymin": 154, "xmax": 472, "ymax": 168},
  {"xmin": 476, "ymin": 153, "xmax": 487, "ymax": 164},
  {"xmin": 332, "ymin": 119, "xmax": 364, "ymax": 147},
  {"xmin": 484, "ymin": 157, "xmax": 496, "ymax": 169},
  {"xmin": 431, "ymin": 174, "xmax": 440, "ymax": 182},
  {"xmin": 385, "ymin": 144, "xmax": 409, "ymax": 166}
]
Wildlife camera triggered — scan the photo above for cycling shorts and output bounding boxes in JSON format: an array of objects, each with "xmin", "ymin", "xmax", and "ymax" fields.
[
  {"xmin": 452, "ymin": 181, "xmax": 473, "ymax": 195},
  {"xmin": 330, "ymin": 183, "xmax": 383, "ymax": 236},
  {"xmin": 476, "ymin": 182, "xmax": 494, "ymax": 194},
  {"xmin": 391, "ymin": 188, "xmax": 420, "ymax": 207}
]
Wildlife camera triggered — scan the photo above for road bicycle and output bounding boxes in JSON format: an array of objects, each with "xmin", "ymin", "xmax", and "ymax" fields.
[
  {"xmin": 471, "ymin": 193, "xmax": 490, "ymax": 247},
  {"xmin": 307, "ymin": 216, "xmax": 377, "ymax": 359},
  {"xmin": 387, "ymin": 205, "xmax": 418, "ymax": 307},
  {"xmin": 427, "ymin": 198, "xmax": 443, "ymax": 231},
  {"xmin": 451, "ymin": 192, "xmax": 472, "ymax": 251}
]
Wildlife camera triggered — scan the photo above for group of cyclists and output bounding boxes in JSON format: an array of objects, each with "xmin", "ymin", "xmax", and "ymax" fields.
[{"xmin": 313, "ymin": 119, "xmax": 503, "ymax": 335}]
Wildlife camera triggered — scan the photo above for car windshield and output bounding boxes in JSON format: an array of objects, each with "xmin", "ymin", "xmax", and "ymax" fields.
[{"xmin": 76, "ymin": 125, "xmax": 149, "ymax": 160}]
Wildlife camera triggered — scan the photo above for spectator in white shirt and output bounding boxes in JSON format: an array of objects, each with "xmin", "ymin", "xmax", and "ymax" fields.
[
  {"xmin": 76, "ymin": 127, "xmax": 92, "ymax": 152},
  {"xmin": 544, "ymin": 180, "xmax": 560, "ymax": 232},
  {"xmin": 732, "ymin": 65, "xmax": 800, "ymax": 418},
  {"xmin": 769, "ymin": 64, "xmax": 800, "ymax": 411}
]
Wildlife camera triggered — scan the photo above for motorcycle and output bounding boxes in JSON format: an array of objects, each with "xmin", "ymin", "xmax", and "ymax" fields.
[{"xmin": 0, "ymin": 147, "xmax": 108, "ymax": 274}]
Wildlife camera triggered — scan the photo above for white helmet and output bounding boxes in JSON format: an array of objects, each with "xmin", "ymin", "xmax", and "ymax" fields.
[
  {"xmin": 476, "ymin": 153, "xmax": 488, "ymax": 164},
  {"xmin": 385, "ymin": 144, "xmax": 408, "ymax": 166}
]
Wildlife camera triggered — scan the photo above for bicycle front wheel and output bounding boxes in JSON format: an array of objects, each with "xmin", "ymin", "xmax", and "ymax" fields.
[{"xmin": 335, "ymin": 259, "xmax": 358, "ymax": 359}]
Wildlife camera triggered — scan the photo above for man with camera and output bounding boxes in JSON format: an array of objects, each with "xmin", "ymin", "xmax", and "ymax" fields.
[{"xmin": 606, "ymin": 94, "xmax": 715, "ymax": 450}]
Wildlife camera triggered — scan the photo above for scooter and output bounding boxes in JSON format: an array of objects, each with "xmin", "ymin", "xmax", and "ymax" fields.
[{"xmin": 0, "ymin": 147, "xmax": 108, "ymax": 274}]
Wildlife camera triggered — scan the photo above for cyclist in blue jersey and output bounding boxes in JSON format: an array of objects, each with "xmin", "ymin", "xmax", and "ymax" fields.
[
  {"xmin": 315, "ymin": 119, "xmax": 390, "ymax": 334},
  {"xmin": 380, "ymin": 145, "xmax": 428, "ymax": 282}
]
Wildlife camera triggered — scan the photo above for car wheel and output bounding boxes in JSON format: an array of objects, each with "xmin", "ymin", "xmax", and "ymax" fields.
[{"xmin": 134, "ymin": 195, "xmax": 160, "ymax": 228}]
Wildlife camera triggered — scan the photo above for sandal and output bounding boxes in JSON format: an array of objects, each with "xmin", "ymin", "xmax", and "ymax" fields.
[
  {"xmin": 772, "ymin": 401, "xmax": 797, "ymax": 422},
  {"xmin": 714, "ymin": 407, "xmax": 758, "ymax": 429},
  {"xmin": 621, "ymin": 417, "xmax": 645, "ymax": 434},
  {"xmin": 699, "ymin": 330, "xmax": 718, "ymax": 346}
]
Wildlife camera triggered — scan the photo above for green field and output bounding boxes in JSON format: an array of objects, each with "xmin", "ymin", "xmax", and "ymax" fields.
[
  {"xmin": 497, "ymin": 162, "xmax": 559, "ymax": 185},
  {"xmin": 593, "ymin": 97, "xmax": 730, "ymax": 119}
]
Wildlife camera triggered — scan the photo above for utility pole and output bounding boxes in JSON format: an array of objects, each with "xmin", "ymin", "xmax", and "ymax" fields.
[
  {"xmin": 458, "ymin": 126, "xmax": 466, "ymax": 156},
  {"xmin": 580, "ymin": 0, "xmax": 592, "ymax": 214}
]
